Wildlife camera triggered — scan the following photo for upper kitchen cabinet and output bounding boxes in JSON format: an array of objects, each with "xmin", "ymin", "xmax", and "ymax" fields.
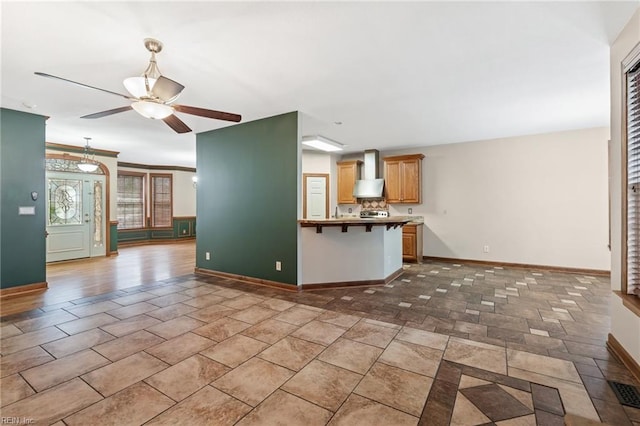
[
  {"xmin": 337, "ymin": 160, "xmax": 362, "ymax": 204},
  {"xmin": 383, "ymin": 154, "xmax": 425, "ymax": 203}
]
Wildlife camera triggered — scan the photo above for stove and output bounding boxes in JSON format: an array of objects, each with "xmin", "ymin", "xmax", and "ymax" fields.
[{"xmin": 360, "ymin": 210, "xmax": 389, "ymax": 218}]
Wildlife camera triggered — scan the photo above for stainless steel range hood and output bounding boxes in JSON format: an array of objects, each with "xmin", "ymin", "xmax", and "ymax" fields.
[{"xmin": 353, "ymin": 149, "xmax": 384, "ymax": 198}]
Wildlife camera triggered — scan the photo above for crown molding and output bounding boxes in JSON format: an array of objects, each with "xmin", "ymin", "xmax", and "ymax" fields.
[
  {"xmin": 118, "ymin": 161, "xmax": 196, "ymax": 173},
  {"xmin": 46, "ymin": 142, "xmax": 120, "ymax": 158}
]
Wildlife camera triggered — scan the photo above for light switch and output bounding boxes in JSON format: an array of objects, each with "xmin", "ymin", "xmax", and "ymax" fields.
[{"xmin": 18, "ymin": 206, "xmax": 35, "ymax": 215}]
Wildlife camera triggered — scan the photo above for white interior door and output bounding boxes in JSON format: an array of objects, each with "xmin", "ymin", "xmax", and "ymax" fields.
[
  {"xmin": 46, "ymin": 172, "xmax": 106, "ymax": 262},
  {"xmin": 304, "ymin": 175, "xmax": 328, "ymax": 219}
]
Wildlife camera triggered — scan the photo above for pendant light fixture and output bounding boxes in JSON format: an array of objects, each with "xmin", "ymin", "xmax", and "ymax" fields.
[{"xmin": 78, "ymin": 137, "xmax": 99, "ymax": 172}]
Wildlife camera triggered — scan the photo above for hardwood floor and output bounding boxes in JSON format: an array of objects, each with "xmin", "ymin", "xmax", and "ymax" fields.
[{"xmin": 0, "ymin": 241, "xmax": 195, "ymax": 317}]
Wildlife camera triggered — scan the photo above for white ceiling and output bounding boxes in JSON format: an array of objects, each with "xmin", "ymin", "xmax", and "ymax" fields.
[{"xmin": 2, "ymin": 1, "xmax": 638, "ymax": 168}]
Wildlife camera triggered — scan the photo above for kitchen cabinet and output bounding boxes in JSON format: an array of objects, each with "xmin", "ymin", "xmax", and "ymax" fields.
[
  {"xmin": 402, "ymin": 223, "xmax": 423, "ymax": 263},
  {"xmin": 384, "ymin": 154, "xmax": 424, "ymax": 203},
  {"xmin": 336, "ymin": 160, "xmax": 362, "ymax": 204}
]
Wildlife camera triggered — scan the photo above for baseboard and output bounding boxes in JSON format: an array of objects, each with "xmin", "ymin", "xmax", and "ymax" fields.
[
  {"xmin": 607, "ymin": 333, "xmax": 640, "ymax": 383},
  {"xmin": 194, "ymin": 268, "xmax": 298, "ymax": 292},
  {"xmin": 423, "ymin": 256, "xmax": 610, "ymax": 277},
  {"xmin": 118, "ymin": 238, "xmax": 195, "ymax": 248},
  {"xmin": 0, "ymin": 282, "xmax": 48, "ymax": 300},
  {"xmin": 301, "ymin": 267, "xmax": 404, "ymax": 291}
]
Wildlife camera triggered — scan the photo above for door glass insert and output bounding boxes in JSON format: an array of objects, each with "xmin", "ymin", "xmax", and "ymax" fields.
[
  {"xmin": 45, "ymin": 158, "xmax": 104, "ymax": 174},
  {"xmin": 48, "ymin": 179, "xmax": 83, "ymax": 225},
  {"xmin": 94, "ymin": 180, "xmax": 103, "ymax": 245}
]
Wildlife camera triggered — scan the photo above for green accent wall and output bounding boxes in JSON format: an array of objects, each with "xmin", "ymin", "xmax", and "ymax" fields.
[
  {"xmin": 109, "ymin": 222, "xmax": 118, "ymax": 253},
  {"xmin": 196, "ymin": 112, "xmax": 299, "ymax": 285},
  {"xmin": 1, "ymin": 108, "xmax": 47, "ymax": 289}
]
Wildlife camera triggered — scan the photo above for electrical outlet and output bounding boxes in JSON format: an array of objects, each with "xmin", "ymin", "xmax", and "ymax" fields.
[
  {"xmin": 205, "ymin": 252, "xmax": 211, "ymax": 260},
  {"xmin": 483, "ymin": 245, "xmax": 489, "ymax": 253},
  {"xmin": 408, "ymin": 208, "xmax": 412, "ymax": 214},
  {"xmin": 275, "ymin": 261, "xmax": 282, "ymax": 271},
  {"xmin": 348, "ymin": 208, "xmax": 353, "ymax": 213}
]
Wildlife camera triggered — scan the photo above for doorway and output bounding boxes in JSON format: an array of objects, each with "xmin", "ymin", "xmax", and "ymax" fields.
[
  {"xmin": 303, "ymin": 173, "xmax": 329, "ymax": 219},
  {"xmin": 46, "ymin": 171, "xmax": 106, "ymax": 262}
]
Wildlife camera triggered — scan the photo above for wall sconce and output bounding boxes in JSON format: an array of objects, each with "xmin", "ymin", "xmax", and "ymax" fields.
[{"xmin": 192, "ymin": 176, "xmax": 198, "ymax": 188}]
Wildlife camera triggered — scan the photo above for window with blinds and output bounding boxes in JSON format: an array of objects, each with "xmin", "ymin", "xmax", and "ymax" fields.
[
  {"xmin": 626, "ymin": 64, "xmax": 640, "ymax": 296},
  {"xmin": 117, "ymin": 173, "xmax": 145, "ymax": 229},
  {"xmin": 151, "ymin": 174, "xmax": 173, "ymax": 228}
]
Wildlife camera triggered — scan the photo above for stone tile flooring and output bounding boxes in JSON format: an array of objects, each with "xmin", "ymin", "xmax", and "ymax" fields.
[{"xmin": 1, "ymin": 260, "xmax": 640, "ymax": 425}]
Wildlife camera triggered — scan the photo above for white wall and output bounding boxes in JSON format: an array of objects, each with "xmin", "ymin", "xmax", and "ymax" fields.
[
  {"xmin": 301, "ymin": 151, "xmax": 339, "ymax": 218},
  {"xmin": 385, "ymin": 127, "xmax": 610, "ymax": 270},
  {"xmin": 172, "ymin": 170, "xmax": 197, "ymax": 217},
  {"xmin": 610, "ymin": 7, "xmax": 640, "ymax": 367},
  {"xmin": 301, "ymin": 226, "xmax": 402, "ymax": 284}
]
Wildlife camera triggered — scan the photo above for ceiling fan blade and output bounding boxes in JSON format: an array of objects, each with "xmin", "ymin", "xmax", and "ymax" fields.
[
  {"xmin": 151, "ymin": 76, "xmax": 184, "ymax": 102},
  {"xmin": 173, "ymin": 104, "xmax": 241, "ymax": 122},
  {"xmin": 163, "ymin": 114, "xmax": 192, "ymax": 134},
  {"xmin": 81, "ymin": 106, "xmax": 133, "ymax": 119},
  {"xmin": 35, "ymin": 72, "xmax": 131, "ymax": 100}
]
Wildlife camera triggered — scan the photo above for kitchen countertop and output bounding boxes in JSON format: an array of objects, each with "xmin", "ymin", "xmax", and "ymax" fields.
[
  {"xmin": 298, "ymin": 217, "xmax": 412, "ymax": 233},
  {"xmin": 394, "ymin": 215, "xmax": 424, "ymax": 224},
  {"xmin": 299, "ymin": 217, "xmax": 412, "ymax": 225},
  {"xmin": 299, "ymin": 215, "xmax": 423, "ymax": 224}
]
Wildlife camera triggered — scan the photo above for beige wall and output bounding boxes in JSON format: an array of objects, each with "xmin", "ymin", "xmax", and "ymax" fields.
[
  {"xmin": 610, "ymin": 7, "xmax": 640, "ymax": 366},
  {"xmin": 384, "ymin": 126, "xmax": 610, "ymax": 270},
  {"xmin": 170, "ymin": 170, "xmax": 197, "ymax": 217}
]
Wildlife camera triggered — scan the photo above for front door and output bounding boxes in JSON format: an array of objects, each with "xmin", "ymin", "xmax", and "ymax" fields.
[{"xmin": 46, "ymin": 172, "xmax": 106, "ymax": 262}]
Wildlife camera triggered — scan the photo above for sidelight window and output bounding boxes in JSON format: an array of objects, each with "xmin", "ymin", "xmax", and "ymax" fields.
[{"xmin": 625, "ymin": 60, "xmax": 640, "ymax": 296}]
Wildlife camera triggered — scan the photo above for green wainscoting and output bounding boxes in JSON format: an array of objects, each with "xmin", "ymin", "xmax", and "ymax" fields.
[
  {"xmin": 109, "ymin": 222, "xmax": 118, "ymax": 254},
  {"xmin": 117, "ymin": 217, "xmax": 196, "ymax": 245},
  {"xmin": 196, "ymin": 112, "xmax": 299, "ymax": 286},
  {"xmin": 175, "ymin": 217, "xmax": 196, "ymax": 238},
  {"xmin": 0, "ymin": 108, "xmax": 47, "ymax": 289}
]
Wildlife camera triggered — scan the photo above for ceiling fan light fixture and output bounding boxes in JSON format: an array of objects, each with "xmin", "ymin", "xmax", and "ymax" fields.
[
  {"xmin": 123, "ymin": 76, "xmax": 157, "ymax": 98},
  {"xmin": 132, "ymin": 100, "xmax": 173, "ymax": 119},
  {"xmin": 123, "ymin": 39, "xmax": 164, "ymax": 98}
]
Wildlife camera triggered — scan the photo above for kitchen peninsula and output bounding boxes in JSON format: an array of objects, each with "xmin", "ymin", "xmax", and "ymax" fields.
[{"xmin": 299, "ymin": 217, "xmax": 411, "ymax": 288}]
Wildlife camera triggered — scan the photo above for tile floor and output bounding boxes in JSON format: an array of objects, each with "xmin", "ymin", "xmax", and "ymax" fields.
[{"xmin": 1, "ymin": 260, "xmax": 639, "ymax": 425}]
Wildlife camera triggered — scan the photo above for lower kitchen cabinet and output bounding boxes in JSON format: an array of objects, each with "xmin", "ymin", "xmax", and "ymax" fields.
[{"xmin": 402, "ymin": 224, "xmax": 423, "ymax": 263}]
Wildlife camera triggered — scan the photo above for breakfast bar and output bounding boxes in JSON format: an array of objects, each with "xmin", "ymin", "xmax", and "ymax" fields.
[{"xmin": 299, "ymin": 217, "xmax": 411, "ymax": 289}]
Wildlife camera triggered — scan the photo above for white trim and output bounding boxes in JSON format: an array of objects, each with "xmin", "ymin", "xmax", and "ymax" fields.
[{"xmin": 623, "ymin": 41, "xmax": 640, "ymax": 72}]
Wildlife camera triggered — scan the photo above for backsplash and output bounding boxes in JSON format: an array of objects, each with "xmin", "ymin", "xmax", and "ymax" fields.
[
  {"xmin": 336, "ymin": 199, "xmax": 388, "ymax": 218},
  {"xmin": 361, "ymin": 199, "xmax": 388, "ymax": 211}
]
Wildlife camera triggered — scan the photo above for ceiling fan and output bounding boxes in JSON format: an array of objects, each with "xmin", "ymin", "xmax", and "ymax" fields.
[{"xmin": 35, "ymin": 38, "xmax": 241, "ymax": 134}]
